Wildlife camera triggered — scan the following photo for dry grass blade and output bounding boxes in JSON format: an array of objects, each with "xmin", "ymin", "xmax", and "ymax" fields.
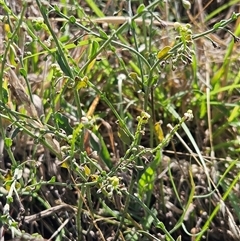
[
  {"xmin": 8, "ymin": 68, "xmax": 41, "ymax": 122},
  {"xmin": 24, "ymin": 204, "xmax": 77, "ymax": 223}
]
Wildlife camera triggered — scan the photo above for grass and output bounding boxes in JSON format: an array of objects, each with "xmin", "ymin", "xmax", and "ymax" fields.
[{"xmin": 0, "ymin": 0, "xmax": 239, "ymax": 241}]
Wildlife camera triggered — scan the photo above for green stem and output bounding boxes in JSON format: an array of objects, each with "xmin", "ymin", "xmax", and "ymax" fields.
[
  {"xmin": 77, "ymin": 185, "xmax": 86, "ymax": 241},
  {"xmin": 113, "ymin": 176, "xmax": 135, "ymax": 241},
  {"xmin": 36, "ymin": 0, "xmax": 82, "ymax": 120},
  {"xmin": 123, "ymin": 189, "xmax": 175, "ymax": 241}
]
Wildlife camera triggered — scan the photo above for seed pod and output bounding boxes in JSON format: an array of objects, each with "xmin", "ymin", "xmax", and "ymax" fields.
[{"xmin": 182, "ymin": 0, "xmax": 191, "ymax": 10}]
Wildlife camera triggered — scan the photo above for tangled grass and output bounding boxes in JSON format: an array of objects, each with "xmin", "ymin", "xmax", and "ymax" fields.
[{"xmin": 0, "ymin": 0, "xmax": 239, "ymax": 241}]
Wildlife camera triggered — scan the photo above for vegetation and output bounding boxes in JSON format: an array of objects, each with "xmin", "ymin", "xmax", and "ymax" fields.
[{"xmin": 0, "ymin": 0, "xmax": 239, "ymax": 240}]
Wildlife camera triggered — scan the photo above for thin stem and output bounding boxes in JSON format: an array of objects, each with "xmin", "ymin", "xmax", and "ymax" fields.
[{"xmin": 36, "ymin": 0, "xmax": 83, "ymax": 120}]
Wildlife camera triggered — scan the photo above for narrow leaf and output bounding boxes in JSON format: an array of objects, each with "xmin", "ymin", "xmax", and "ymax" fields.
[
  {"xmin": 157, "ymin": 46, "xmax": 171, "ymax": 60},
  {"xmin": 154, "ymin": 121, "xmax": 164, "ymax": 143},
  {"xmin": 137, "ymin": 4, "xmax": 145, "ymax": 14}
]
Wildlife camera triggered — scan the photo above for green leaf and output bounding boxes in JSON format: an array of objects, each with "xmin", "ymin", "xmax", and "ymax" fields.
[
  {"xmin": 2, "ymin": 87, "xmax": 8, "ymax": 104},
  {"xmin": 94, "ymin": 132, "xmax": 112, "ymax": 168},
  {"xmin": 7, "ymin": 195, "xmax": 13, "ymax": 203},
  {"xmin": 228, "ymin": 106, "xmax": 239, "ymax": 122},
  {"xmin": 84, "ymin": 165, "xmax": 91, "ymax": 176},
  {"xmin": 54, "ymin": 112, "xmax": 73, "ymax": 135},
  {"xmin": 88, "ymin": 130, "xmax": 101, "ymax": 152},
  {"xmin": 125, "ymin": 232, "xmax": 139, "ymax": 241},
  {"xmin": 98, "ymin": 28, "xmax": 108, "ymax": 39},
  {"xmin": 138, "ymin": 166, "xmax": 154, "ymax": 193},
  {"xmin": 213, "ymin": 22, "xmax": 221, "ymax": 29},
  {"xmin": 48, "ymin": 176, "xmax": 56, "ymax": 183},
  {"xmin": 157, "ymin": 46, "xmax": 171, "ymax": 60},
  {"xmin": 4, "ymin": 138, "xmax": 12, "ymax": 148},
  {"xmin": 231, "ymin": 12, "xmax": 237, "ymax": 20},
  {"xmin": 85, "ymin": 0, "xmax": 105, "ymax": 17},
  {"xmin": 71, "ymin": 123, "xmax": 84, "ymax": 156},
  {"xmin": 56, "ymin": 52, "xmax": 71, "ymax": 77},
  {"xmin": 19, "ymin": 68, "xmax": 27, "ymax": 78},
  {"xmin": 143, "ymin": 208, "xmax": 157, "ymax": 230},
  {"xmin": 89, "ymin": 40, "xmax": 99, "ymax": 59},
  {"xmin": 129, "ymin": 72, "xmax": 138, "ymax": 81},
  {"xmin": 118, "ymin": 127, "xmax": 131, "ymax": 145},
  {"xmin": 138, "ymin": 150, "xmax": 162, "ymax": 199},
  {"xmin": 137, "ymin": 4, "xmax": 145, "ymax": 14},
  {"xmin": 54, "ymin": 5, "xmax": 60, "ymax": 12},
  {"xmin": 76, "ymin": 76, "xmax": 89, "ymax": 90},
  {"xmin": 200, "ymin": 99, "xmax": 206, "ymax": 118},
  {"xmin": 130, "ymin": 20, "xmax": 137, "ymax": 30},
  {"xmin": 10, "ymin": 221, "xmax": 18, "ymax": 228},
  {"xmin": 154, "ymin": 121, "xmax": 164, "ymax": 143},
  {"xmin": 32, "ymin": 21, "xmax": 42, "ymax": 31},
  {"xmin": 59, "ymin": 35, "xmax": 70, "ymax": 43},
  {"xmin": 213, "ymin": 19, "xmax": 226, "ymax": 29},
  {"xmin": 60, "ymin": 22, "xmax": 68, "ymax": 32},
  {"xmin": 69, "ymin": 15, "xmax": 76, "ymax": 24}
]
